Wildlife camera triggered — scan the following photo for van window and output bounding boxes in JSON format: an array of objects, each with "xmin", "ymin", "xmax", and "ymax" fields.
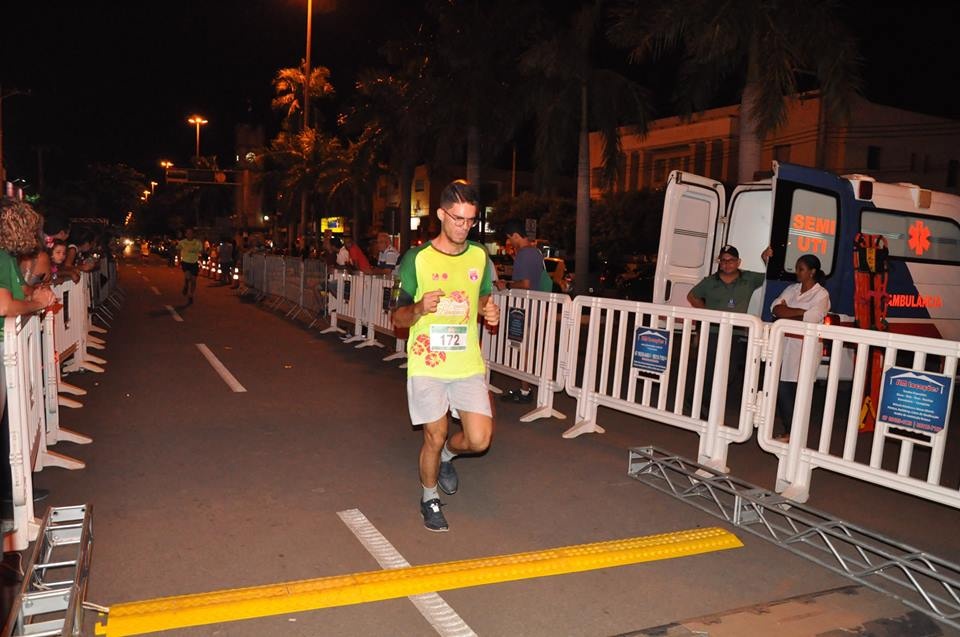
[
  {"xmin": 669, "ymin": 191, "xmax": 714, "ymax": 269},
  {"xmin": 784, "ymin": 189, "xmax": 838, "ymax": 276},
  {"xmin": 861, "ymin": 209, "xmax": 960, "ymax": 264},
  {"xmin": 726, "ymin": 189, "xmax": 772, "ymax": 273}
]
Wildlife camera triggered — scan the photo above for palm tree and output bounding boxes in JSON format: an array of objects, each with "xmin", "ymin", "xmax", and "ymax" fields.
[
  {"xmin": 521, "ymin": 2, "xmax": 651, "ymax": 294},
  {"xmin": 271, "ymin": 62, "xmax": 335, "ymax": 251},
  {"xmin": 351, "ymin": 62, "xmax": 436, "ymax": 252},
  {"xmin": 271, "ymin": 63, "xmax": 335, "ymax": 131},
  {"xmin": 609, "ymin": 0, "xmax": 861, "ymax": 182}
]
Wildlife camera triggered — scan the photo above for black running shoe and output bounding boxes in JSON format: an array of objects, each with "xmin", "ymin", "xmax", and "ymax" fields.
[
  {"xmin": 420, "ymin": 498, "xmax": 448, "ymax": 532},
  {"xmin": 438, "ymin": 461, "xmax": 458, "ymax": 495},
  {"xmin": 500, "ymin": 389, "xmax": 533, "ymax": 404}
]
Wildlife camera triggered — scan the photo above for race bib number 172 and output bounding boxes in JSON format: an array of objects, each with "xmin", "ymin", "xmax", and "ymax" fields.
[{"xmin": 430, "ymin": 325, "xmax": 468, "ymax": 351}]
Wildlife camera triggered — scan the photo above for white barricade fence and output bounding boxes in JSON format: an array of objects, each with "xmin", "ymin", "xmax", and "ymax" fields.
[
  {"xmin": 53, "ymin": 278, "xmax": 84, "ymax": 375},
  {"xmin": 41, "ymin": 309, "xmax": 91, "ymax": 451},
  {"xmin": 4, "ymin": 311, "xmax": 86, "ymax": 551},
  {"xmin": 263, "ymin": 255, "xmax": 286, "ymax": 308},
  {"xmin": 564, "ymin": 296, "xmax": 765, "ymax": 473},
  {"xmin": 759, "ymin": 319, "xmax": 960, "ymax": 507},
  {"xmin": 301, "ymin": 258, "xmax": 327, "ymax": 322},
  {"xmin": 483, "ymin": 289, "xmax": 570, "ymax": 422},
  {"xmin": 241, "ymin": 253, "xmax": 266, "ymax": 298},
  {"xmin": 320, "ymin": 270, "xmax": 348, "ymax": 336},
  {"xmin": 282, "ymin": 258, "xmax": 306, "ymax": 319},
  {"xmin": 355, "ymin": 274, "xmax": 394, "ymax": 349}
]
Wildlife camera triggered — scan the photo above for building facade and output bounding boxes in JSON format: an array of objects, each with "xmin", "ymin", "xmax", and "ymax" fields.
[{"xmin": 589, "ymin": 94, "xmax": 960, "ymax": 197}]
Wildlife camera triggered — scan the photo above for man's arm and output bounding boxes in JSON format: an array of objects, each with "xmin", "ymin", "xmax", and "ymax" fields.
[
  {"xmin": 686, "ymin": 290, "xmax": 706, "ymax": 308},
  {"xmin": 392, "ymin": 289, "xmax": 443, "ymax": 328},
  {"xmin": 479, "ymin": 294, "xmax": 500, "ymax": 326},
  {"xmin": 0, "ymin": 286, "xmax": 54, "ymax": 317}
]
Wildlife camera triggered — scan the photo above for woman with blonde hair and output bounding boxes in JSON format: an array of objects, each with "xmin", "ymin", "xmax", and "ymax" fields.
[{"xmin": 0, "ymin": 198, "xmax": 56, "ymax": 316}]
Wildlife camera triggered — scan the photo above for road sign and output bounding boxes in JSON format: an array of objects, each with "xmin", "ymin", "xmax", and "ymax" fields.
[{"xmin": 165, "ymin": 168, "xmax": 242, "ymax": 186}]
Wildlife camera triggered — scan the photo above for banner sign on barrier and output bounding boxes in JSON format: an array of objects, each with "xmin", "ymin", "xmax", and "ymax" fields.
[
  {"xmin": 382, "ymin": 287, "xmax": 392, "ymax": 312},
  {"xmin": 877, "ymin": 367, "xmax": 952, "ymax": 434},
  {"xmin": 507, "ymin": 308, "xmax": 525, "ymax": 349},
  {"xmin": 632, "ymin": 328, "xmax": 671, "ymax": 376}
]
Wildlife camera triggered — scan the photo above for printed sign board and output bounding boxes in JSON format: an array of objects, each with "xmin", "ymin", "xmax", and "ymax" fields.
[
  {"xmin": 877, "ymin": 366, "xmax": 952, "ymax": 434},
  {"xmin": 507, "ymin": 308, "xmax": 525, "ymax": 349},
  {"xmin": 632, "ymin": 328, "xmax": 671, "ymax": 376}
]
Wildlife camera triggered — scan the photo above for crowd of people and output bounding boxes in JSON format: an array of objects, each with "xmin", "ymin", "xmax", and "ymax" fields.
[{"xmin": 0, "ymin": 197, "xmax": 114, "ymax": 527}]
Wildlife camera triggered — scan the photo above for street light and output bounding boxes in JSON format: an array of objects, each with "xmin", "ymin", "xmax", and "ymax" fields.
[
  {"xmin": 187, "ymin": 115, "xmax": 208, "ymax": 161},
  {"xmin": 159, "ymin": 160, "xmax": 173, "ymax": 170}
]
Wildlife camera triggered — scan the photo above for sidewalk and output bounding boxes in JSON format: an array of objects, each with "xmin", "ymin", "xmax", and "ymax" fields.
[{"xmin": 10, "ymin": 258, "xmax": 959, "ymax": 636}]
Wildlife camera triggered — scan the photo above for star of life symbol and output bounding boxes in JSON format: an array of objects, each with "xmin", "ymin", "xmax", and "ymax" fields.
[{"xmin": 908, "ymin": 219, "xmax": 931, "ymax": 256}]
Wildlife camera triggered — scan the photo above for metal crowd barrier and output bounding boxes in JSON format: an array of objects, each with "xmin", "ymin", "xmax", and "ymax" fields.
[
  {"xmin": 563, "ymin": 297, "xmax": 765, "ymax": 473},
  {"xmin": 759, "ymin": 319, "xmax": 960, "ymax": 507},
  {"xmin": 483, "ymin": 289, "xmax": 570, "ymax": 422}
]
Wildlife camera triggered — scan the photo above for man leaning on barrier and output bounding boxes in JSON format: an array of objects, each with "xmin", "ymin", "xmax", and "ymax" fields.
[
  {"xmin": 685, "ymin": 244, "xmax": 772, "ymax": 421},
  {"xmin": 391, "ymin": 180, "xmax": 500, "ymax": 533}
]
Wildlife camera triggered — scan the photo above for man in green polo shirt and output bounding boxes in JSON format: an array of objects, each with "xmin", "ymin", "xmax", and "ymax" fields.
[
  {"xmin": 687, "ymin": 244, "xmax": 771, "ymax": 311},
  {"xmin": 686, "ymin": 244, "xmax": 771, "ymax": 421}
]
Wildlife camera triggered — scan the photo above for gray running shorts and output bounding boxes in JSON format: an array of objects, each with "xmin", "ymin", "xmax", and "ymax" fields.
[{"xmin": 406, "ymin": 374, "xmax": 492, "ymax": 425}]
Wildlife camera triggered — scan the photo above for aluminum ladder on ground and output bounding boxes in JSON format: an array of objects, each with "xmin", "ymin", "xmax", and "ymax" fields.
[
  {"xmin": 2, "ymin": 505, "xmax": 94, "ymax": 637},
  {"xmin": 627, "ymin": 446, "xmax": 960, "ymax": 631}
]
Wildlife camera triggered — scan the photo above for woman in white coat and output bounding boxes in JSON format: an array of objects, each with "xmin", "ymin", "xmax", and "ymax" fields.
[{"xmin": 771, "ymin": 254, "xmax": 831, "ymax": 439}]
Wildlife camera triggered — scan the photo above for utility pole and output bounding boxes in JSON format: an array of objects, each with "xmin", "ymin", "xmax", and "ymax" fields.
[
  {"xmin": 298, "ymin": 0, "xmax": 313, "ymax": 255},
  {"xmin": 0, "ymin": 85, "xmax": 31, "ymax": 188}
]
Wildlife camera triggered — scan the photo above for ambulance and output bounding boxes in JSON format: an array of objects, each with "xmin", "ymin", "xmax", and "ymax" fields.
[{"xmin": 652, "ymin": 162, "xmax": 960, "ymax": 341}]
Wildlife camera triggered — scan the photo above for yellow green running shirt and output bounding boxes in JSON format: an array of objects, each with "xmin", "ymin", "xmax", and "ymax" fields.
[{"xmin": 395, "ymin": 241, "xmax": 493, "ymax": 379}]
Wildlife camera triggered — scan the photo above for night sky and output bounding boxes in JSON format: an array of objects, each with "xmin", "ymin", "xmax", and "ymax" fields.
[{"xmin": 2, "ymin": 1, "xmax": 959, "ymax": 189}]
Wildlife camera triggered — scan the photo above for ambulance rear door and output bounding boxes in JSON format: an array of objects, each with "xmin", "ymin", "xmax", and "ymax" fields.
[{"xmin": 653, "ymin": 171, "xmax": 726, "ymax": 307}]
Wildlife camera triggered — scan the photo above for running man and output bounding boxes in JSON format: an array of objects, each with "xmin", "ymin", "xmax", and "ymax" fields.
[
  {"xmin": 177, "ymin": 228, "xmax": 203, "ymax": 304},
  {"xmin": 392, "ymin": 180, "xmax": 500, "ymax": 532}
]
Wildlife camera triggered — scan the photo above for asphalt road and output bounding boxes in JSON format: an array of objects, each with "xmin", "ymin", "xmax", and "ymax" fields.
[{"xmin": 12, "ymin": 255, "xmax": 960, "ymax": 636}]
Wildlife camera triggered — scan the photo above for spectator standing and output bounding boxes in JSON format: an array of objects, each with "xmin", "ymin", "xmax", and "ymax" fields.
[
  {"xmin": 0, "ymin": 199, "xmax": 57, "ymax": 515},
  {"xmin": 217, "ymin": 237, "xmax": 235, "ymax": 285},
  {"xmin": 770, "ymin": 254, "xmax": 830, "ymax": 440},
  {"xmin": 343, "ymin": 235, "xmax": 373, "ymax": 274},
  {"xmin": 177, "ymin": 228, "xmax": 204, "ymax": 304},
  {"xmin": 372, "ymin": 232, "xmax": 400, "ymax": 275},
  {"xmin": 391, "ymin": 181, "xmax": 500, "ymax": 532},
  {"xmin": 685, "ymin": 244, "xmax": 772, "ymax": 419},
  {"xmin": 496, "ymin": 219, "xmax": 552, "ymax": 404}
]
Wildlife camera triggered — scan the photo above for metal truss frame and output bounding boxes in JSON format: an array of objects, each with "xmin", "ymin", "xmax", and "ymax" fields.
[{"xmin": 627, "ymin": 446, "xmax": 960, "ymax": 631}]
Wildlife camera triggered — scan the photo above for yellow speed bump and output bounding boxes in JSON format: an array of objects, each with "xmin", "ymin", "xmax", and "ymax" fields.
[{"xmin": 96, "ymin": 527, "xmax": 741, "ymax": 636}]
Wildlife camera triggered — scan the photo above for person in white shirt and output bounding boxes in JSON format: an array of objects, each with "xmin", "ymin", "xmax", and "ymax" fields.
[
  {"xmin": 372, "ymin": 232, "xmax": 400, "ymax": 275},
  {"xmin": 770, "ymin": 253, "xmax": 831, "ymax": 439}
]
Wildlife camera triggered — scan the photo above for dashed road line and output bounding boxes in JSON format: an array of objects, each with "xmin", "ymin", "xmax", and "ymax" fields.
[
  {"xmin": 195, "ymin": 343, "xmax": 247, "ymax": 392},
  {"xmin": 150, "ymin": 286, "xmax": 160, "ymax": 295},
  {"xmin": 337, "ymin": 508, "xmax": 476, "ymax": 636},
  {"xmin": 164, "ymin": 304, "xmax": 183, "ymax": 322}
]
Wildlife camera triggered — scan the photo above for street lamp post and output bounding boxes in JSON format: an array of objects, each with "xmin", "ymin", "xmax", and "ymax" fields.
[
  {"xmin": 296, "ymin": 0, "xmax": 313, "ymax": 255},
  {"xmin": 187, "ymin": 115, "xmax": 208, "ymax": 161}
]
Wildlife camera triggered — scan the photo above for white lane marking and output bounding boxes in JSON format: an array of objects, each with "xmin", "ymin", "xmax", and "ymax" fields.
[
  {"xmin": 196, "ymin": 343, "xmax": 247, "ymax": 393},
  {"xmin": 164, "ymin": 304, "xmax": 184, "ymax": 322},
  {"xmin": 151, "ymin": 286, "xmax": 161, "ymax": 295},
  {"xmin": 142, "ymin": 275, "xmax": 149, "ymax": 281},
  {"xmin": 337, "ymin": 509, "xmax": 476, "ymax": 637}
]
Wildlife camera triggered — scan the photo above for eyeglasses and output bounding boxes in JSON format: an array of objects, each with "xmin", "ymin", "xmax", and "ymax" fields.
[{"xmin": 442, "ymin": 209, "xmax": 479, "ymax": 228}]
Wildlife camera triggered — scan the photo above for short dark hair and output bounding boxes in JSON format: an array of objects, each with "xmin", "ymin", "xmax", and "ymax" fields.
[
  {"xmin": 439, "ymin": 180, "xmax": 479, "ymax": 210},
  {"xmin": 501, "ymin": 219, "xmax": 524, "ymax": 238},
  {"xmin": 796, "ymin": 253, "xmax": 825, "ymax": 283}
]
